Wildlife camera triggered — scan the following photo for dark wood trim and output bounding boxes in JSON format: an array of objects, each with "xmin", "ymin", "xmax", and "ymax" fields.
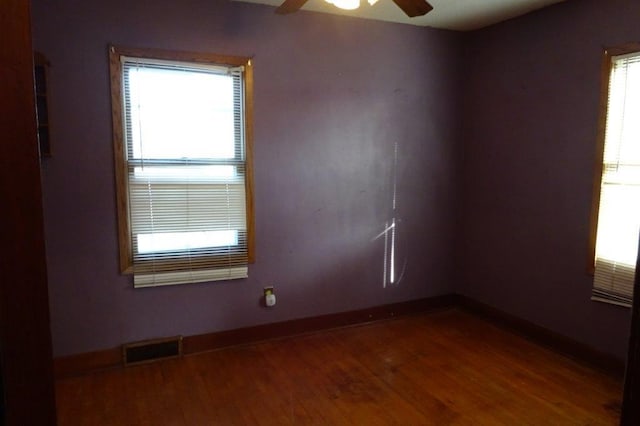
[
  {"xmin": 183, "ymin": 294, "xmax": 457, "ymax": 355},
  {"xmin": 457, "ymin": 295, "xmax": 626, "ymax": 378},
  {"xmin": 54, "ymin": 347, "xmax": 122, "ymax": 379},
  {"xmin": 621, "ymin": 235, "xmax": 640, "ymax": 424},
  {"xmin": 54, "ymin": 294, "xmax": 456, "ymax": 377},
  {"xmin": 0, "ymin": 0, "xmax": 57, "ymax": 423},
  {"xmin": 55, "ymin": 293, "xmax": 626, "ymax": 381}
]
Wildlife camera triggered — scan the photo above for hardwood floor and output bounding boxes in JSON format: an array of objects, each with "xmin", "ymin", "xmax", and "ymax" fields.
[{"xmin": 56, "ymin": 309, "xmax": 622, "ymax": 425}]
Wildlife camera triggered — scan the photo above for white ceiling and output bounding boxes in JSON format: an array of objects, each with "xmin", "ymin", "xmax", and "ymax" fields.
[{"xmin": 231, "ymin": 0, "xmax": 567, "ymax": 31}]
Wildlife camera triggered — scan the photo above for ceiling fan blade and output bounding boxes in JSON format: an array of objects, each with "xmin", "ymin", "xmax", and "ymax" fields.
[
  {"xmin": 275, "ymin": 0, "xmax": 309, "ymax": 14},
  {"xmin": 391, "ymin": 0, "xmax": 433, "ymax": 17}
]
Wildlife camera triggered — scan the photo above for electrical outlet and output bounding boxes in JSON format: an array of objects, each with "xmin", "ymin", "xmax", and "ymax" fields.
[{"xmin": 264, "ymin": 286, "xmax": 276, "ymax": 307}]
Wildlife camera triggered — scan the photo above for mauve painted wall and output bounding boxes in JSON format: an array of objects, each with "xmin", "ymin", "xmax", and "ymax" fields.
[
  {"xmin": 459, "ymin": 0, "xmax": 640, "ymax": 359},
  {"xmin": 31, "ymin": 0, "xmax": 462, "ymax": 356}
]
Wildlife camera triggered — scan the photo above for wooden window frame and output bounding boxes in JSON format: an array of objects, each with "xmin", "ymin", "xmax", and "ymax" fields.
[
  {"xmin": 109, "ymin": 45, "xmax": 255, "ymax": 275},
  {"xmin": 587, "ymin": 42, "xmax": 640, "ymax": 275}
]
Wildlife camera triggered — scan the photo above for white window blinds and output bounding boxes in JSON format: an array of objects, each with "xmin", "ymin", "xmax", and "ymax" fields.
[
  {"xmin": 592, "ymin": 51, "xmax": 640, "ymax": 307},
  {"xmin": 122, "ymin": 57, "xmax": 248, "ymax": 287}
]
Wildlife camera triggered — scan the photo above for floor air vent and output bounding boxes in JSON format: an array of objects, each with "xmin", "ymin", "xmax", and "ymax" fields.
[{"xmin": 123, "ymin": 336, "xmax": 183, "ymax": 366}]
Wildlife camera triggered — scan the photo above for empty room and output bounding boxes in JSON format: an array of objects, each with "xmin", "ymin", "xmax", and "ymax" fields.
[{"xmin": 2, "ymin": 0, "xmax": 640, "ymax": 424}]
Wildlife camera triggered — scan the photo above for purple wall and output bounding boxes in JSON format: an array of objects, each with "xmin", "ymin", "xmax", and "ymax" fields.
[
  {"xmin": 459, "ymin": 0, "xmax": 640, "ymax": 359},
  {"xmin": 31, "ymin": 0, "xmax": 462, "ymax": 356}
]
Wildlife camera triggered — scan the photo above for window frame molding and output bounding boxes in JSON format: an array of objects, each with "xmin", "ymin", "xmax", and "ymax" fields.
[
  {"xmin": 587, "ymin": 42, "xmax": 640, "ymax": 276},
  {"xmin": 109, "ymin": 45, "xmax": 255, "ymax": 275}
]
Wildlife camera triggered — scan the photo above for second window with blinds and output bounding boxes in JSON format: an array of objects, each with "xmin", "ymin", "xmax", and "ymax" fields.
[
  {"xmin": 109, "ymin": 46, "xmax": 254, "ymax": 288},
  {"xmin": 590, "ymin": 43, "xmax": 640, "ymax": 307}
]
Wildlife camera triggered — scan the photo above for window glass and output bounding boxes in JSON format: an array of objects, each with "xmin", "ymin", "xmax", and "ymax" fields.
[
  {"xmin": 127, "ymin": 66, "xmax": 236, "ymax": 160},
  {"xmin": 110, "ymin": 46, "xmax": 254, "ymax": 287}
]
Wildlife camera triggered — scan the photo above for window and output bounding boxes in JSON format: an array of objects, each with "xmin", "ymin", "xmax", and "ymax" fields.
[
  {"xmin": 109, "ymin": 46, "xmax": 254, "ymax": 288},
  {"xmin": 589, "ymin": 43, "xmax": 640, "ymax": 307}
]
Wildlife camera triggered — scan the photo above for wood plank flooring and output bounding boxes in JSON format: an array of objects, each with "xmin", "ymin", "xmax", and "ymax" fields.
[{"xmin": 56, "ymin": 309, "xmax": 622, "ymax": 425}]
